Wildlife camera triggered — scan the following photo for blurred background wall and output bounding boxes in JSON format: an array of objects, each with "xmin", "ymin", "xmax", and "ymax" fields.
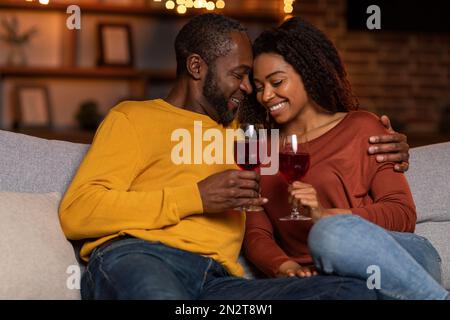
[{"xmin": 0, "ymin": 0, "xmax": 449, "ymax": 145}]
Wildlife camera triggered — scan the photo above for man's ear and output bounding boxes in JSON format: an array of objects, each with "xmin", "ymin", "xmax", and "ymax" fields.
[{"xmin": 186, "ymin": 54, "xmax": 206, "ymax": 80}]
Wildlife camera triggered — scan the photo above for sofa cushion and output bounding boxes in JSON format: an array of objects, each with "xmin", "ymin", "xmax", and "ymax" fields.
[
  {"xmin": 0, "ymin": 130, "xmax": 89, "ymax": 194},
  {"xmin": 415, "ymin": 221, "xmax": 450, "ymax": 290},
  {"xmin": 406, "ymin": 142, "xmax": 450, "ymax": 223},
  {"xmin": 0, "ymin": 192, "xmax": 80, "ymax": 299}
]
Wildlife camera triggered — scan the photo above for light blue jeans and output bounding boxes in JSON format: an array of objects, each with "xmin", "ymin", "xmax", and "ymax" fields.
[{"xmin": 308, "ymin": 214, "xmax": 449, "ymax": 300}]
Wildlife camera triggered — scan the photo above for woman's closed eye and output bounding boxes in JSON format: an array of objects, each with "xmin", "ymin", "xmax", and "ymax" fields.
[
  {"xmin": 254, "ymin": 80, "xmax": 283, "ymax": 93},
  {"xmin": 272, "ymin": 80, "xmax": 283, "ymax": 87},
  {"xmin": 255, "ymin": 85, "xmax": 264, "ymax": 92}
]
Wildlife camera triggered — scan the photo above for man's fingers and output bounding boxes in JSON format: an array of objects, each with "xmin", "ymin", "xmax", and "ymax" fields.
[
  {"xmin": 394, "ymin": 162, "xmax": 410, "ymax": 173},
  {"xmin": 237, "ymin": 179, "xmax": 260, "ymax": 191},
  {"xmin": 230, "ymin": 188, "xmax": 259, "ymax": 199},
  {"xmin": 383, "ymin": 152, "xmax": 409, "ymax": 162},
  {"xmin": 237, "ymin": 197, "xmax": 268, "ymax": 208},
  {"xmin": 369, "ymin": 132, "xmax": 406, "ymax": 145},
  {"xmin": 375, "ymin": 153, "xmax": 409, "ymax": 163},
  {"xmin": 380, "ymin": 115, "xmax": 393, "ymax": 132},
  {"xmin": 237, "ymin": 170, "xmax": 260, "ymax": 181},
  {"xmin": 369, "ymin": 142, "xmax": 403, "ymax": 154}
]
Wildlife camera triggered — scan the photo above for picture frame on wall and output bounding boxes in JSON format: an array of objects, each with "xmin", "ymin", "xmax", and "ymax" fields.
[
  {"xmin": 97, "ymin": 23, "xmax": 134, "ymax": 67},
  {"xmin": 13, "ymin": 85, "xmax": 52, "ymax": 129}
]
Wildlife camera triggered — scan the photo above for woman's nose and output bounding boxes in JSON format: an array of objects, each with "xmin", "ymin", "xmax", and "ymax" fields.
[{"xmin": 262, "ymin": 86, "xmax": 275, "ymax": 103}]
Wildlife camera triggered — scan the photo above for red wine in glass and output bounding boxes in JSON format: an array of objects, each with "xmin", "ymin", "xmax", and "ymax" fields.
[
  {"xmin": 233, "ymin": 123, "xmax": 264, "ymax": 212},
  {"xmin": 279, "ymin": 152, "xmax": 310, "ymax": 184},
  {"xmin": 233, "ymin": 140, "xmax": 261, "ymax": 171},
  {"xmin": 278, "ymin": 134, "xmax": 312, "ymax": 221}
]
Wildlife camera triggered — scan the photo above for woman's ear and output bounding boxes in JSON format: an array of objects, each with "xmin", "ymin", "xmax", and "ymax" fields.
[{"xmin": 186, "ymin": 54, "xmax": 205, "ymax": 80}]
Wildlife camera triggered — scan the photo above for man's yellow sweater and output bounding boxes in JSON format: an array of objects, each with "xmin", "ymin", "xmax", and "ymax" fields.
[{"xmin": 59, "ymin": 99, "xmax": 245, "ymax": 276}]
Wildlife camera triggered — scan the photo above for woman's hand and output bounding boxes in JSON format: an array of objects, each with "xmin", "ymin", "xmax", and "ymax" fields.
[
  {"xmin": 289, "ymin": 182, "xmax": 329, "ymax": 222},
  {"xmin": 277, "ymin": 260, "xmax": 318, "ymax": 278}
]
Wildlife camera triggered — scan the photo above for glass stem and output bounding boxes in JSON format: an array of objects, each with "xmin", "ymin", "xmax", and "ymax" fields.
[{"xmin": 291, "ymin": 203, "xmax": 300, "ymax": 218}]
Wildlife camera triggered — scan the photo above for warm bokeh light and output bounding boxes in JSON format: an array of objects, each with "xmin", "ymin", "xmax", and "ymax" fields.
[
  {"xmin": 206, "ymin": 1, "xmax": 215, "ymax": 10},
  {"xmin": 39, "ymin": 0, "xmax": 50, "ymax": 4},
  {"xmin": 195, "ymin": 0, "xmax": 207, "ymax": 8},
  {"xmin": 166, "ymin": 1, "xmax": 175, "ymax": 10},
  {"xmin": 185, "ymin": 0, "xmax": 194, "ymax": 8},
  {"xmin": 216, "ymin": 0, "xmax": 225, "ymax": 9},
  {"xmin": 284, "ymin": 4, "xmax": 293, "ymax": 13},
  {"xmin": 284, "ymin": 0, "xmax": 295, "ymax": 14},
  {"xmin": 176, "ymin": 0, "xmax": 185, "ymax": 5},
  {"xmin": 177, "ymin": 5, "xmax": 187, "ymax": 14}
]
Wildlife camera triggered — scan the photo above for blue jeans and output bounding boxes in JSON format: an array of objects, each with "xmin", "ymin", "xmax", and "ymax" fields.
[
  {"xmin": 308, "ymin": 214, "xmax": 449, "ymax": 300},
  {"xmin": 81, "ymin": 237, "xmax": 376, "ymax": 300}
]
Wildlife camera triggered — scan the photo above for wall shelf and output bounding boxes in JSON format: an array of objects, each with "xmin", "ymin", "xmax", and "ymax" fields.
[{"xmin": 0, "ymin": 66, "xmax": 175, "ymax": 81}]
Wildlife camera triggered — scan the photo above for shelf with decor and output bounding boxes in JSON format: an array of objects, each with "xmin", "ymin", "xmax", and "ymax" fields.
[
  {"xmin": 0, "ymin": 66, "xmax": 175, "ymax": 81},
  {"xmin": 0, "ymin": 0, "xmax": 285, "ymax": 143}
]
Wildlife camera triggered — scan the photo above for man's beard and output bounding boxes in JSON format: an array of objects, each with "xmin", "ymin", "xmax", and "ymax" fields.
[{"xmin": 203, "ymin": 70, "xmax": 237, "ymax": 126}]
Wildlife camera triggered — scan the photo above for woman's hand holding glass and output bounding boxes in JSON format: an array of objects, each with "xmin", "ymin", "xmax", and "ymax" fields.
[{"xmin": 288, "ymin": 181, "xmax": 329, "ymax": 223}]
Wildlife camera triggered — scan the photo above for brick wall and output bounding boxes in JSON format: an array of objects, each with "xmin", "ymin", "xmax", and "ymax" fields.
[{"xmin": 293, "ymin": 0, "xmax": 450, "ymax": 134}]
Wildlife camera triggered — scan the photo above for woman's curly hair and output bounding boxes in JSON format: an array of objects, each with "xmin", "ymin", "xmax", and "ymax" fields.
[{"xmin": 239, "ymin": 17, "xmax": 359, "ymax": 127}]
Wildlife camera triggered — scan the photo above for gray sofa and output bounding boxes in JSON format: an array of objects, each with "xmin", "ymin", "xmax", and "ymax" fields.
[{"xmin": 0, "ymin": 129, "xmax": 449, "ymax": 299}]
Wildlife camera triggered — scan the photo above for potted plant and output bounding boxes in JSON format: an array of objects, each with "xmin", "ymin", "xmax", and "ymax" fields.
[
  {"xmin": 75, "ymin": 100, "xmax": 103, "ymax": 131},
  {"xmin": 0, "ymin": 16, "xmax": 38, "ymax": 66}
]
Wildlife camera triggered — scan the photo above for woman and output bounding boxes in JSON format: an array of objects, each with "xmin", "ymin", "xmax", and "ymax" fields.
[{"xmin": 243, "ymin": 17, "xmax": 449, "ymax": 300}]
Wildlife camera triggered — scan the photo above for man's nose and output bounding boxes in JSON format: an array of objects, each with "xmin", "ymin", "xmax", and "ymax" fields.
[{"xmin": 240, "ymin": 74, "xmax": 253, "ymax": 94}]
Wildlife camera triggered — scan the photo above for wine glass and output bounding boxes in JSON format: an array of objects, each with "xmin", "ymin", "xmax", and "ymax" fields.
[
  {"xmin": 233, "ymin": 123, "xmax": 265, "ymax": 212},
  {"xmin": 278, "ymin": 134, "xmax": 311, "ymax": 221}
]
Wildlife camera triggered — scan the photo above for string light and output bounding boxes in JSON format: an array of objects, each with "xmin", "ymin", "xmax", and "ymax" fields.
[
  {"xmin": 177, "ymin": 4, "xmax": 187, "ymax": 14},
  {"xmin": 206, "ymin": 1, "xmax": 215, "ymax": 10},
  {"xmin": 165, "ymin": 0, "xmax": 175, "ymax": 10},
  {"xmin": 216, "ymin": 0, "xmax": 225, "ymax": 9},
  {"xmin": 283, "ymin": 0, "xmax": 295, "ymax": 14},
  {"xmin": 185, "ymin": 0, "xmax": 194, "ymax": 8},
  {"xmin": 154, "ymin": 0, "xmax": 225, "ymax": 11}
]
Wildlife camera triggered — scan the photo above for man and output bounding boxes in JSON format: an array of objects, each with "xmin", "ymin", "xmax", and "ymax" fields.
[{"xmin": 59, "ymin": 14, "xmax": 409, "ymax": 300}]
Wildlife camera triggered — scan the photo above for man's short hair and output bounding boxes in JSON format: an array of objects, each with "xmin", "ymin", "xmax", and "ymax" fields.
[{"xmin": 175, "ymin": 13, "xmax": 247, "ymax": 76}]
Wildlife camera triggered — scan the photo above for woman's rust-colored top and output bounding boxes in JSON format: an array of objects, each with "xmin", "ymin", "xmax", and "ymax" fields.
[{"xmin": 243, "ymin": 111, "xmax": 416, "ymax": 277}]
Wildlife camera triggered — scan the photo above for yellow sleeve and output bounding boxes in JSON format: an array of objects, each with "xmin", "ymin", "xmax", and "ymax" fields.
[{"xmin": 59, "ymin": 110, "xmax": 203, "ymax": 240}]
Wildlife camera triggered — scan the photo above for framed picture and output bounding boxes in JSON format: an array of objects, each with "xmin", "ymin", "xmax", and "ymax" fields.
[
  {"xmin": 97, "ymin": 23, "xmax": 134, "ymax": 67},
  {"xmin": 13, "ymin": 85, "xmax": 52, "ymax": 129}
]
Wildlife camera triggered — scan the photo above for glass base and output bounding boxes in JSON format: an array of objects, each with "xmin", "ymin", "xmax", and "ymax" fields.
[
  {"xmin": 234, "ymin": 205, "xmax": 264, "ymax": 212},
  {"xmin": 279, "ymin": 214, "xmax": 312, "ymax": 221}
]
